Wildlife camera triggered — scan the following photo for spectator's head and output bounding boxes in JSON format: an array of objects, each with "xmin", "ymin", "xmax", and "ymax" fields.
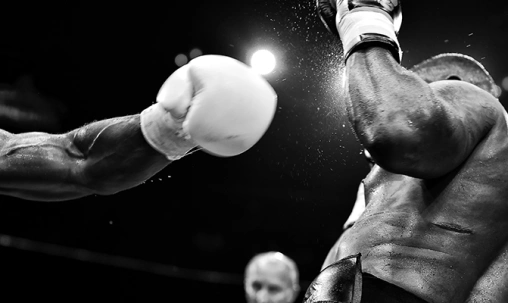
[{"xmin": 244, "ymin": 251, "xmax": 300, "ymax": 303}]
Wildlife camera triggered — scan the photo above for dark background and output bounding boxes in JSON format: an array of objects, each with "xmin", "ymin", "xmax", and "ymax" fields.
[{"xmin": 0, "ymin": 0, "xmax": 506, "ymax": 302}]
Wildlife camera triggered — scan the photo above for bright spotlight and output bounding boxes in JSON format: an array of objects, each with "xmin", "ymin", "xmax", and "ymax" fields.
[
  {"xmin": 175, "ymin": 53, "xmax": 188, "ymax": 67},
  {"xmin": 189, "ymin": 48, "xmax": 203, "ymax": 59},
  {"xmin": 502, "ymin": 76, "xmax": 508, "ymax": 91},
  {"xmin": 250, "ymin": 50, "xmax": 276, "ymax": 75}
]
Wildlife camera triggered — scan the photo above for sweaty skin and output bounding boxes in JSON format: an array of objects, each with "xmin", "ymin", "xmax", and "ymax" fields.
[
  {"xmin": 0, "ymin": 115, "xmax": 192, "ymax": 201},
  {"xmin": 322, "ymin": 46, "xmax": 508, "ymax": 303}
]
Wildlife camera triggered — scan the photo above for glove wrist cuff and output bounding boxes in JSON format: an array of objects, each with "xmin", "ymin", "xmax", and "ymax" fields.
[
  {"xmin": 140, "ymin": 103, "xmax": 196, "ymax": 161},
  {"xmin": 337, "ymin": 10, "xmax": 402, "ymax": 62}
]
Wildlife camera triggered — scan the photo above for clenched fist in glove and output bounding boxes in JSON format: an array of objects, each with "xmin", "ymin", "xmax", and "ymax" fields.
[{"xmin": 141, "ymin": 55, "xmax": 277, "ymax": 160}]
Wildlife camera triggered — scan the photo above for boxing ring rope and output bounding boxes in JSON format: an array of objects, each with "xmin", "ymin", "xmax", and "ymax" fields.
[{"xmin": 0, "ymin": 233, "xmax": 244, "ymax": 285}]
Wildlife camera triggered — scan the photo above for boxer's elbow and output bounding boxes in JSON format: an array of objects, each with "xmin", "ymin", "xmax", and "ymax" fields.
[
  {"xmin": 361, "ymin": 129, "xmax": 420, "ymax": 175},
  {"xmin": 358, "ymin": 106, "xmax": 457, "ymax": 178}
]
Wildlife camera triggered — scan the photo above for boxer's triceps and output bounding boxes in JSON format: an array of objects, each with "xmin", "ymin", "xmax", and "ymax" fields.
[
  {"xmin": 0, "ymin": 115, "xmax": 169, "ymax": 201},
  {"xmin": 344, "ymin": 46, "xmax": 501, "ymax": 179}
]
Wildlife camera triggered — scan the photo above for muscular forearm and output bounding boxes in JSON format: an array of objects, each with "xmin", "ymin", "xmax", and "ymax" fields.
[
  {"xmin": 0, "ymin": 115, "xmax": 177, "ymax": 201},
  {"xmin": 70, "ymin": 114, "xmax": 175, "ymax": 196}
]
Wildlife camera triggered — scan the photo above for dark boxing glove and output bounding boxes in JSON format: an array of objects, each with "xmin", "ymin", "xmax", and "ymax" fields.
[
  {"xmin": 316, "ymin": 0, "xmax": 403, "ymax": 62},
  {"xmin": 304, "ymin": 254, "xmax": 362, "ymax": 303}
]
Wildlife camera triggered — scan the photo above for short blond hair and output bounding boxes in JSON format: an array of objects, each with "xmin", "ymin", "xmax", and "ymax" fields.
[{"xmin": 245, "ymin": 251, "xmax": 299, "ymax": 288}]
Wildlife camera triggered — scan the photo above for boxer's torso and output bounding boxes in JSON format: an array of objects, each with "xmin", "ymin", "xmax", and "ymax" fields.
[{"xmin": 326, "ymin": 111, "xmax": 508, "ymax": 303}]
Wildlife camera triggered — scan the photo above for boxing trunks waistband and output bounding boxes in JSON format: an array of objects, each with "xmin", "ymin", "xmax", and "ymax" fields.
[{"xmin": 304, "ymin": 253, "xmax": 429, "ymax": 303}]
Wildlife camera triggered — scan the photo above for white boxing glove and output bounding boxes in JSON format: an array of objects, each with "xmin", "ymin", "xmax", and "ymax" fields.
[{"xmin": 140, "ymin": 55, "xmax": 277, "ymax": 160}]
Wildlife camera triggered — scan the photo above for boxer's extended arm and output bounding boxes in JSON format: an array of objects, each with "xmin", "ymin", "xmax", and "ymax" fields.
[
  {"xmin": 345, "ymin": 46, "xmax": 503, "ymax": 178},
  {"xmin": 0, "ymin": 55, "xmax": 276, "ymax": 202},
  {"xmin": 0, "ymin": 114, "xmax": 176, "ymax": 201}
]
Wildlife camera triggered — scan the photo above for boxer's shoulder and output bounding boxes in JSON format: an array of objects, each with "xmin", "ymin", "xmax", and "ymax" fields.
[{"xmin": 429, "ymin": 80, "xmax": 502, "ymax": 111}]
